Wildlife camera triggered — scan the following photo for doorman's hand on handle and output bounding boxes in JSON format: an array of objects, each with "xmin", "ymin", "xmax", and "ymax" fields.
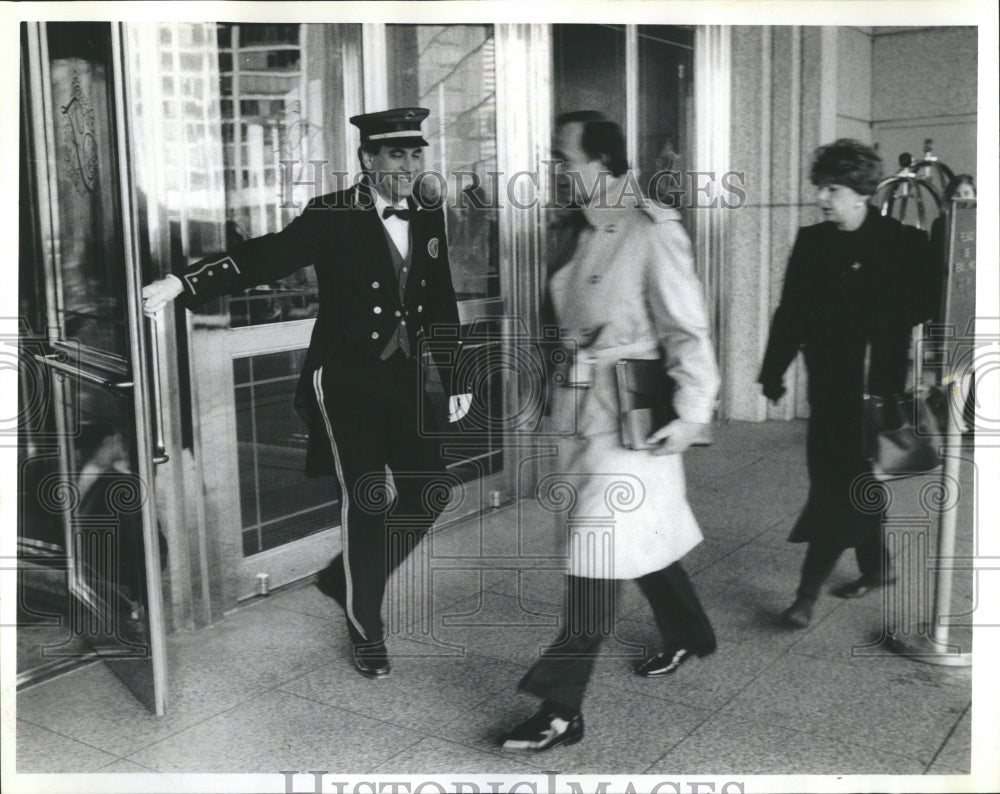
[{"xmin": 142, "ymin": 275, "xmax": 184, "ymax": 316}]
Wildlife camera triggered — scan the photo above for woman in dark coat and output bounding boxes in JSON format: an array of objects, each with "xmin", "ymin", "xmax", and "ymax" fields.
[{"xmin": 758, "ymin": 139, "xmax": 938, "ymax": 628}]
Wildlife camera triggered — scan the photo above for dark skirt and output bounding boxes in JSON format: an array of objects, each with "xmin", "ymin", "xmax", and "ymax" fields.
[{"xmin": 788, "ymin": 401, "xmax": 885, "ymax": 547}]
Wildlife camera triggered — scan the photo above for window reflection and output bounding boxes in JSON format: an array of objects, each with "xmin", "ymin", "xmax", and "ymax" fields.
[
  {"xmin": 387, "ymin": 24, "xmax": 500, "ymax": 302},
  {"xmin": 553, "ymin": 25, "xmax": 626, "ymax": 125},
  {"xmin": 46, "ymin": 22, "xmax": 129, "ymax": 361},
  {"xmin": 639, "ymin": 26, "xmax": 695, "ymax": 223},
  {"xmin": 130, "ymin": 23, "xmax": 360, "ymax": 328}
]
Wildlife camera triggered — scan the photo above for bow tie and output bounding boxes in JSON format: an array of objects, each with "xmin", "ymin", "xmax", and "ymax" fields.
[{"xmin": 382, "ymin": 206, "xmax": 412, "ymax": 221}]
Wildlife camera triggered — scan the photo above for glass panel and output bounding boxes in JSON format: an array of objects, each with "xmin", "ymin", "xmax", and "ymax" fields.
[
  {"xmin": 46, "ymin": 22, "xmax": 129, "ymax": 362},
  {"xmin": 234, "ymin": 351, "xmax": 339, "ymax": 556},
  {"xmin": 18, "ymin": 371, "xmax": 161, "ymax": 683},
  {"xmin": 386, "ymin": 24, "xmax": 500, "ymax": 302},
  {"xmin": 128, "ymin": 23, "xmax": 360, "ymax": 328},
  {"xmin": 553, "ymin": 25, "xmax": 626, "ymax": 125},
  {"xmin": 638, "ymin": 26, "xmax": 695, "ymax": 220}
]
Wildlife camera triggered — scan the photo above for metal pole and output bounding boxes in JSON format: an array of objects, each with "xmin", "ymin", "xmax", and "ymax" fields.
[
  {"xmin": 888, "ymin": 368, "xmax": 972, "ymax": 666},
  {"xmin": 931, "ymin": 376, "xmax": 964, "ymax": 647}
]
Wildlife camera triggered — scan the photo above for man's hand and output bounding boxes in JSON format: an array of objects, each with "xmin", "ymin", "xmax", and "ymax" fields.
[
  {"xmin": 142, "ymin": 275, "xmax": 184, "ymax": 316},
  {"xmin": 448, "ymin": 393, "xmax": 472, "ymax": 423},
  {"xmin": 646, "ymin": 419, "xmax": 710, "ymax": 456}
]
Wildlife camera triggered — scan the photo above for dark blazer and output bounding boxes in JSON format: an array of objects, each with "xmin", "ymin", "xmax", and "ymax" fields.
[
  {"xmin": 759, "ymin": 208, "xmax": 936, "ymax": 407},
  {"xmin": 758, "ymin": 208, "xmax": 936, "ymax": 544},
  {"xmin": 175, "ymin": 182, "xmax": 464, "ymax": 476}
]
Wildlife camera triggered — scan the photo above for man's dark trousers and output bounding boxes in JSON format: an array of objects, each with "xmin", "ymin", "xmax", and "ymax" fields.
[{"xmin": 314, "ymin": 345, "xmax": 450, "ymax": 648}]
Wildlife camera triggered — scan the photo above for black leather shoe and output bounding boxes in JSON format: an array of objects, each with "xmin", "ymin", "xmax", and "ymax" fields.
[
  {"xmin": 500, "ymin": 707, "xmax": 584, "ymax": 751},
  {"xmin": 633, "ymin": 643, "xmax": 716, "ymax": 677},
  {"xmin": 833, "ymin": 575, "xmax": 895, "ymax": 600},
  {"xmin": 353, "ymin": 643, "xmax": 390, "ymax": 679},
  {"xmin": 781, "ymin": 596, "xmax": 815, "ymax": 629}
]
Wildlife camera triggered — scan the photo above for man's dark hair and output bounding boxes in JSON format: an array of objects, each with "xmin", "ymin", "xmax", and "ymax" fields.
[
  {"xmin": 358, "ymin": 142, "xmax": 381, "ymax": 172},
  {"xmin": 556, "ymin": 111, "xmax": 629, "ymax": 177},
  {"xmin": 810, "ymin": 138, "xmax": 883, "ymax": 196}
]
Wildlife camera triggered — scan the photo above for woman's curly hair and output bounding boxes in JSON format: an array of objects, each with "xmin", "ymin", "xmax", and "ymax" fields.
[{"xmin": 810, "ymin": 139, "xmax": 883, "ymax": 196}]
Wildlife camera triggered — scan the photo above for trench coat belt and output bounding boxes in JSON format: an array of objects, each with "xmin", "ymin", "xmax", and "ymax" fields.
[{"xmin": 578, "ymin": 339, "xmax": 661, "ymax": 364}]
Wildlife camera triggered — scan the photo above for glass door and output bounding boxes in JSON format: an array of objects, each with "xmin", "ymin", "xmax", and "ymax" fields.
[
  {"xmin": 381, "ymin": 24, "xmax": 507, "ymax": 509},
  {"xmin": 18, "ymin": 22, "xmax": 168, "ymax": 713},
  {"xmin": 126, "ymin": 22, "xmax": 364, "ymax": 602}
]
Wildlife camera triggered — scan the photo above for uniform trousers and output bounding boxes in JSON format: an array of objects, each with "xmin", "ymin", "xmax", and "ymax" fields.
[
  {"xmin": 518, "ymin": 563, "xmax": 716, "ymax": 712},
  {"xmin": 314, "ymin": 348, "xmax": 449, "ymax": 647}
]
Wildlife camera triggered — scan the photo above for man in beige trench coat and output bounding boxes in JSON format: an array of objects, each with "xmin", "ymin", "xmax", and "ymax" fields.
[{"xmin": 500, "ymin": 113, "xmax": 720, "ymax": 752}]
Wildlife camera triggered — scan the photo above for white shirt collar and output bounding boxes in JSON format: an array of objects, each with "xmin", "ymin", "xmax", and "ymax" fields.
[{"xmin": 372, "ymin": 189, "xmax": 408, "ymax": 219}]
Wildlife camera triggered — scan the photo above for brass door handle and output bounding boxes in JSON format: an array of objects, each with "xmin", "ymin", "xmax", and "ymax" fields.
[{"xmin": 146, "ymin": 313, "xmax": 170, "ymax": 465}]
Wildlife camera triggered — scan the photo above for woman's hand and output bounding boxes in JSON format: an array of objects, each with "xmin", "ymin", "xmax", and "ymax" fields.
[
  {"xmin": 646, "ymin": 419, "xmax": 710, "ymax": 455},
  {"xmin": 760, "ymin": 379, "xmax": 787, "ymax": 405}
]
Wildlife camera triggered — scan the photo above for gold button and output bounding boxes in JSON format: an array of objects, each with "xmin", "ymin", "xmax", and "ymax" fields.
[{"xmin": 371, "ymin": 331, "xmax": 379, "ymax": 340}]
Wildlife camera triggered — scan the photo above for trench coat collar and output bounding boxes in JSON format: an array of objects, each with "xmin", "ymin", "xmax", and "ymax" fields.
[{"xmin": 582, "ymin": 175, "xmax": 631, "ymax": 228}]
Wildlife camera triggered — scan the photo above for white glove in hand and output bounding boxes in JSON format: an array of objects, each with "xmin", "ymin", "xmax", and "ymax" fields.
[
  {"xmin": 448, "ymin": 393, "xmax": 472, "ymax": 423},
  {"xmin": 142, "ymin": 274, "xmax": 184, "ymax": 316}
]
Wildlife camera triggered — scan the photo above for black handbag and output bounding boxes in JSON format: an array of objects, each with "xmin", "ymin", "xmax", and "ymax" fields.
[
  {"xmin": 861, "ymin": 341, "xmax": 943, "ymax": 481},
  {"xmin": 615, "ymin": 358, "xmax": 713, "ymax": 450}
]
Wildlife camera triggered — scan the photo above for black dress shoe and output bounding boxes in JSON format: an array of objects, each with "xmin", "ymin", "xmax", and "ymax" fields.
[
  {"xmin": 832, "ymin": 575, "xmax": 895, "ymax": 600},
  {"xmin": 633, "ymin": 642, "xmax": 716, "ymax": 677},
  {"xmin": 353, "ymin": 643, "xmax": 390, "ymax": 679},
  {"xmin": 500, "ymin": 706, "xmax": 584, "ymax": 751},
  {"xmin": 780, "ymin": 596, "xmax": 815, "ymax": 629}
]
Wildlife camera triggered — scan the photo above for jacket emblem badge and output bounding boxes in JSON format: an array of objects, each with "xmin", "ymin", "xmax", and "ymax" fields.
[{"xmin": 428, "ymin": 237, "xmax": 440, "ymax": 259}]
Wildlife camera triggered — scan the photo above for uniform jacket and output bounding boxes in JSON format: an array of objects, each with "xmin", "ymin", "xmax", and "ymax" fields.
[
  {"xmin": 545, "ymin": 183, "xmax": 719, "ymax": 579},
  {"xmin": 758, "ymin": 208, "xmax": 936, "ymax": 544},
  {"xmin": 175, "ymin": 182, "xmax": 463, "ymax": 477}
]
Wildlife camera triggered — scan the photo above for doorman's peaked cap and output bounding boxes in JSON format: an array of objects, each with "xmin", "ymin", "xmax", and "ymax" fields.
[{"xmin": 350, "ymin": 107, "xmax": 430, "ymax": 147}]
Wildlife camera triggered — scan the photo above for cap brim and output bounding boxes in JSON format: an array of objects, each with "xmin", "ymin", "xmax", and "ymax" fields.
[{"xmin": 367, "ymin": 135, "xmax": 428, "ymax": 148}]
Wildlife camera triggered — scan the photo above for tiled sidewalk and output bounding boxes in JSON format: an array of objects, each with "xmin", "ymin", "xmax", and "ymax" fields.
[{"xmin": 14, "ymin": 420, "xmax": 976, "ymax": 780}]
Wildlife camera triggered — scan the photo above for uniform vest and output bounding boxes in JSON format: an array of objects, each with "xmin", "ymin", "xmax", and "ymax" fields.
[{"xmin": 379, "ymin": 222, "xmax": 413, "ymax": 360}]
